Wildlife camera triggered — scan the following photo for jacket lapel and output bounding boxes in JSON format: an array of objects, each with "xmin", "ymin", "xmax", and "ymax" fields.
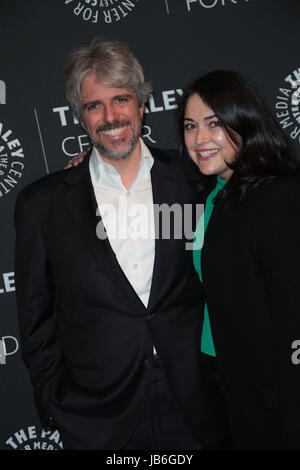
[
  {"xmin": 64, "ymin": 147, "xmax": 178, "ymax": 311},
  {"xmin": 64, "ymin": 153, "xmax": 137, "ymax": 295},
  {"xmin": 147, "ymin": 148, "xmax": 178, "ymax": 311}
]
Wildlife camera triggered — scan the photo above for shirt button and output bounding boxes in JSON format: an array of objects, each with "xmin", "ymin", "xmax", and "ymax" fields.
[
  {"xmin": 133, "ymin": 263, "xmax": 138, "ymax": 269},
  {"xmin": 127, "ymin": 191, "xmax": 131, "ymax": 196}
]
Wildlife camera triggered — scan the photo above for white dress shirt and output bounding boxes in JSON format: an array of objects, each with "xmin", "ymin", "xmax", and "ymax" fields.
[{"xmin": 89, "ymin": 139, "xmax": 155, "ymax": 310}]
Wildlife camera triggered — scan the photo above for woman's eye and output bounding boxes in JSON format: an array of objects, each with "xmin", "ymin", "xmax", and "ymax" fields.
[
  {"xmin": 184, "ymin": 123, "xmax": 196, "ymax": 131},
  {"xmin": 209, "ymin": 120, "xmax": 219, "ymax": 128}
]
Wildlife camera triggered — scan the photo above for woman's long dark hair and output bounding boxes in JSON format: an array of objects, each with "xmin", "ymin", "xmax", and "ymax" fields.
[{"xmin": 177, "ymin": 70, "xmax": 299, "ymax": 202}]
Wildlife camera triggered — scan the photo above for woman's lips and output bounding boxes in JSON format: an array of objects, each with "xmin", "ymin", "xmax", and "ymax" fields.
[{"xmin": 196, "ymin": 148, "xmax": 219, "ymax": 160}]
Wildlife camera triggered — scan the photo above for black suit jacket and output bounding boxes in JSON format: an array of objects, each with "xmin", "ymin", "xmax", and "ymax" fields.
[
  {"xmin": 202, "ymin": 172, "xmax": 300, "ymax": 449},
  {"xmin": 15, "ymin": 147, "xmax": 227, "ymax": 450}
]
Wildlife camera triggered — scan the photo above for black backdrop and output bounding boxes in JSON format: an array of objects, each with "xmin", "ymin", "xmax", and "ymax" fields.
[{"xmin": 1, "ymin": 0, "xmax": 300, "ymax": 450}]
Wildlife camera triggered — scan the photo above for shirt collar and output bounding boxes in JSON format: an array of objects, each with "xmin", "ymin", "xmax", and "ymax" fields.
[{"xmin": 89, "ymin": 138, "xmax": 154, "ymax": 190}]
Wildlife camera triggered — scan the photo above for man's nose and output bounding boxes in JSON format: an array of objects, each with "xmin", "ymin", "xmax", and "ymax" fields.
[{"xmin": 104, "ymin": 104, "xmax": 119, "ymax": 124}]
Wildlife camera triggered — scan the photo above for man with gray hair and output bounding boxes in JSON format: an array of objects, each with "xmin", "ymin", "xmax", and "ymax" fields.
[{"xmin": 15, "ymin": 37, "xmax": 228, "ymax": 450}]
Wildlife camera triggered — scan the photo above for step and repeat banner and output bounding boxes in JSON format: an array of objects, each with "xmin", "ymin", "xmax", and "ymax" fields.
[{"xmin": 1, "ymin": 0, "xmax": 300, "ymax": 450}]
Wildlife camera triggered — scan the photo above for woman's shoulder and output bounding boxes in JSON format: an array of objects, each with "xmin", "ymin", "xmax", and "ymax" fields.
[
  {"xmin": 256, "ymin": 171, "xmax": 300, "ymax": 220},
  {"xmin": 225, "ymin": 171, "xmax": 300, "ymax": 220},
  {"xmin": 267, "ymin": 171, "xmax": 300, "ymax": 198},
  {"xmin": 248, "ymin": 171, "xmax": 300, "ymax": 201}
]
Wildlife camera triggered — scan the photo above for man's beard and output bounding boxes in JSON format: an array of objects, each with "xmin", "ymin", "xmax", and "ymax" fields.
[{"xmin": 93, "ymin": 119, "xmax": 141, "ymax": 161}]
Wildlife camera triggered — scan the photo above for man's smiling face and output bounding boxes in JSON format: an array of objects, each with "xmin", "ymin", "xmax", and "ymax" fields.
[{"xmin": 80, "ymin": 74, "xmax": 144, "ymax": 161}]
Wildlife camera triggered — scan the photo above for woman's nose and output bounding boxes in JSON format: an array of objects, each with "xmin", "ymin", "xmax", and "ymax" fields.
[{"xmin": 195, "ymin": 126, "xmax": 209, "ymax": 145}]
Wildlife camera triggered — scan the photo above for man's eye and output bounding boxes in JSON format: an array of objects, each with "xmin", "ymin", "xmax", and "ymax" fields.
[
  {"xmin": 115, "ymin": 97, "xmax": 128, "ymax": 104},
  {"xmin": 88, "ymin": 103, "xmax": 99, "ymax": 111}
]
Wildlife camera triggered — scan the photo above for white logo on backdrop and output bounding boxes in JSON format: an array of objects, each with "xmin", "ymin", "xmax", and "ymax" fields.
[
  {"xmin": 5, "ymin": 426, "xmax": 63, "ymax": 450},
  {"xmin": 164, "ymin": 0, "xmax": 249, "ymax": 14},
  {"xmin": 0, "ymin": 80, "xmax": 6, "ymax": 104},
  {"xmin": 0, "ymin": 123, "xmax": 25, "ymax": 198},
  {"xmin": 275, "ymin": 68, "xmax": 300, "ymax": 145},
  {"xmin": 0, "ymin": 336, "xmax": 19, "ymax": 365},
  {"xmin": 65, "ymin": 0, "xmax": 140, "ymax": 24},
  {"xmin": 0, "ymin": 272, "xmax": 15, "ymax": 295}
]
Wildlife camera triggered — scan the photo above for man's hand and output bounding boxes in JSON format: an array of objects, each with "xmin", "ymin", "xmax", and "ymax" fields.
[{"xmin": 65, "ymin": 149, "xmax": 89, "ymax": 169}]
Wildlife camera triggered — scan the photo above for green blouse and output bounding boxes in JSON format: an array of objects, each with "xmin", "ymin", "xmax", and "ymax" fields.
[{"xmin": 193, "ymin": 176, "xmax": 227, "ymax": 356}]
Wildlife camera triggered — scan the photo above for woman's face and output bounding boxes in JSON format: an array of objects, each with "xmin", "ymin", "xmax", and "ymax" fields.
[{"xmin": 184, "ymin": 93, "xmax": 239, "ymax": 180}]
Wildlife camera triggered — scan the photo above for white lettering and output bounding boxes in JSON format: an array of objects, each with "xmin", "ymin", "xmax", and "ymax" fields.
[
  {"xmin": 291, "ymin": 340, "xmax": 300, "ymax": 365},
  {"xmin": 53, "ymin": 106, "xmax": 74, "ymax": 126},
  {"xmin": 162, "ymin": 90, "xmax": 177, "ymax": 111},
  {"xmin": 62, "ymin": 135, "xmax": 90, "ymax": 156},
  {"xmin": 0, "ymin": 272, "xmax": 15, "ymax": 294},
  {"xmin": 0, "ymin": 80, "xmax": 6, "ymax": 104},
  {"xmin": 145, "ymin": 89, "xmax": 183, "ymax": 114},
  {"xmin": 0, "ymin": 340, "xmax": 6, "ymax": 365},
  {"xmin": 142, "ymin": 125, "xmax": 156, "ymax": 144},
  {"xmin": 290, "ymin": 127, "xmax": 300, "ymax": 140},
  {"xmin": 28, "ymin": 426, "xmax": 37, "ymax": 440},
  {"xmin": 186, "ymin": 0, "xmax": 246, "ymax": 10}
]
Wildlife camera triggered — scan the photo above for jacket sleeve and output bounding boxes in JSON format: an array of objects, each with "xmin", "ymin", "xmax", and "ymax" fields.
[{"xmin": 14, "ymin": 190, "xmax": 61, "ymax": 427}]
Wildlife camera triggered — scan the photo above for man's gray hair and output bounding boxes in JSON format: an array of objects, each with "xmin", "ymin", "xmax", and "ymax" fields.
[{"xmin": 64, "ymin": 36, "xmax": 152, "ymax": 120}]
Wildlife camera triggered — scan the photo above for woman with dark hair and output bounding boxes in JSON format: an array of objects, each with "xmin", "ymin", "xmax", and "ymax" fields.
[{"xmin": 177, "ymin": 70, "xmax": 300, "ymax": 449}]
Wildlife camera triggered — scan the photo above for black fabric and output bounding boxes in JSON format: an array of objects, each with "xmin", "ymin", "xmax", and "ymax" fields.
[
  {"xmin": 202, "ymin": 172, "xmax": 300, "ymax": 449},
  {"xmin": 14, "ymin": 148, "xmax": 228, "ymax": 450},
  {"xmin": 122, "ymin": 365, "xmax": 202, "ymax": 450}
]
